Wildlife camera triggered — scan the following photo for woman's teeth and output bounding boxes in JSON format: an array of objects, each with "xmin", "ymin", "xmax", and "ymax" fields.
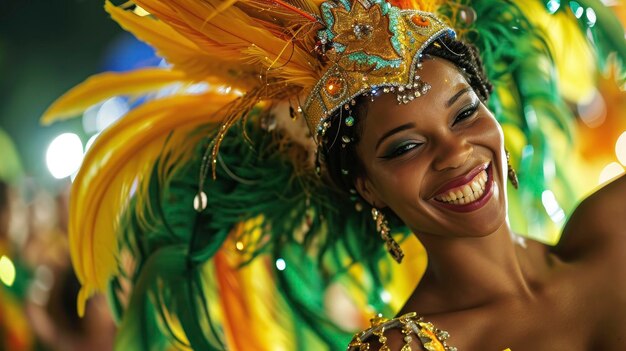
[{"xmin": 435, "ymin": 170, "xmax": 488, "ymax": 205}]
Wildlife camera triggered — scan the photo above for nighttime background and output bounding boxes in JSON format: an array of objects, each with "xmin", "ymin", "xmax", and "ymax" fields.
[
  {"xmin": 0, "ymin": 1, "xmax": 625, "ymax": 350},
  {"xmin": 0, "ymin": 0, "xmax": 124, "ymax": 187}
]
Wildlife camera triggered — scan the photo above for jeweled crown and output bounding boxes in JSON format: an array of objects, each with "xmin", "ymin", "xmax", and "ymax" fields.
[{"xmin": 304, "ymin": 0, "xmax": 455, "ymax": 142}]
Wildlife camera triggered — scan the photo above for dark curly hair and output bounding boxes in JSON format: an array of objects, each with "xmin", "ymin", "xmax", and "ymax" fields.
[{"xmin": 320, "ymin": 36, "xmax": 493, "ymax": 198}]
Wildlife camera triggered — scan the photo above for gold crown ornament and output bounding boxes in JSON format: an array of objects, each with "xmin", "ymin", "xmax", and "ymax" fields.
[{"xmin": 303, "ymin": 0, "xmax": 455, "ymax": 142}]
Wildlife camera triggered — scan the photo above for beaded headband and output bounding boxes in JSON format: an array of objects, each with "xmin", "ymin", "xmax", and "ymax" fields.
[{"xmin": 303, "ymin": 0, "xmax": 455, "ymax": 143}]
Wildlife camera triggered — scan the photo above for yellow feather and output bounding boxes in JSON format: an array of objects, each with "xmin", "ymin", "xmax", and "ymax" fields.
[
  {"xmin": 106, "ymin": 2, "xmax": 262, "ymax": 87},
  {"xmin": 131, "ymin": 0, "xmax": 317, "ymax": 87},
  {"xmin": 71, "ymin": 92, "xmax": 235, "ymax": 315},
  {"xmin": 41, "ymin": 68, "xmax": 186, "ymax": 124},
  {"xmin": 243, "ymin": 38, "xmax": 320, "ymax": 86}
]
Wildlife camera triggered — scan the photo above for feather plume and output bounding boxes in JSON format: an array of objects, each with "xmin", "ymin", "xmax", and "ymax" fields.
[
  {"xmin": 129, "ymin": 0, "xmax": 318, "ymax": 88},
  {"xmin": 71, "ymin": 92, "xmax": 235, "ymax": 315},
  {"xmin": 106, "ymin": 2, "xmax": 261, "ymax": 88},
  {"xmin": 48, "ymin": 0, "xmax": 626, "ymax": 349},
  {"xmin": 244, "ymin": 0, "xmax": 320, "ymax": 22},
  {"xmin": 41, "ymin": 68, "xmax": 186, "ymax": 124}
]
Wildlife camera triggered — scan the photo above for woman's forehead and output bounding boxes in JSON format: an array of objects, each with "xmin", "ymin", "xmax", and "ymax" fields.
[{"xmin": 364, "ymin": 58, "xmax": 471, "ymax": 126}]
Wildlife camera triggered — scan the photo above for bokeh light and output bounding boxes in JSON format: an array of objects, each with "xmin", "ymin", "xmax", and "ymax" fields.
[
  {"xmin": 577, "ymin": 89, "xmax": 607, "ymax": 128},
  {"xmin": 0, "ymin": 255, "xmax": 16, "ymax": 287},
  {"xmin": 598, "ymin": 162, "xmax": 625, "ymax": 184},
  {"xmin": 541, "ymin": 190, "xmax": 566, "ymax": 224},
  {"xmin": 46, "ymin": 133, "xmax": 84, "ymax": 179},
  {"xmin": 585, "ymin": 7, "xmax": 597, "ymax": 27},
  {"xmin": 380, "ymin": 290, "xmax": 391, "ymax": 304},
  {"xmin": 546, "ymin": 0, "xmax": 561, "ymax": 14},
  {"xmin": 569, "ymin": 1, "xmax": 584, "ymax": 18},
  {"xmin": 81, "ymin": 97, "xmax": 129, "ymax": 134},
  {"xmin": 85, "ymin": 133, "xmax": 100, "ymax": 153},
  {"xmin": 96, "ymin": 97, "xmax": 129, "ymax": 132}
]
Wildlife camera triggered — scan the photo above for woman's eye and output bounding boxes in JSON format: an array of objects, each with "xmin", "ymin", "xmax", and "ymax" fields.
[
  {"xmin": 453, "ymin": 102, "xmax": 479, "ymax": 125},
  {"xmin": 382, "ymin": 142, "xmax": 421, "ymax": 159}
]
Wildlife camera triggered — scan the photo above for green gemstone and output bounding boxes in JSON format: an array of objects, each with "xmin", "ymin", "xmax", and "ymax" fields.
[{"xmin": 345, "ymin": 116, "xmax": 355, "ymax": 126}]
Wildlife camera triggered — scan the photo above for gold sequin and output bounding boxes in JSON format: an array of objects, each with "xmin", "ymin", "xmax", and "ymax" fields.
[{"xmin": 346, "ymin": 313, "xmax": 455, "ymax": 351}]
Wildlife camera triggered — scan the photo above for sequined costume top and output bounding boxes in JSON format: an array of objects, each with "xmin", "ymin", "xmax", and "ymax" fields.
[
  {"xmin": 347, "ymin": 313, "xmax": 456, "ymax": 351},
  {"xmin": 347, "ymin": 312, "xmax": 514, "ymax": 351}
]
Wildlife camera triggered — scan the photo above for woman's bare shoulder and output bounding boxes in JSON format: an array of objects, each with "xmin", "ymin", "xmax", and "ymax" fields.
[{"xmin": 553, "ymin": 174, "xmax": 626, "ymax": 261}]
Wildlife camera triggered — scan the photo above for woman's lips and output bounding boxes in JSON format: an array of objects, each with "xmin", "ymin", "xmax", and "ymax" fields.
[{"xmin": 432, "ymin": 163, "xmax": 494, "ymax": 213}]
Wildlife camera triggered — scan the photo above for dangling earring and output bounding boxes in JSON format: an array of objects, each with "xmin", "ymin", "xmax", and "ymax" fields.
[
  {"xmin": 506, "ymin": 150, "xmax": 519, "ymax": 189},
  {"xmin": 371, "ymin": 208, "xmax": 404, "ymax": 263}
]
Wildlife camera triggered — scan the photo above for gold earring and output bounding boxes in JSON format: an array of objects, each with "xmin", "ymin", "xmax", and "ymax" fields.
[
  {"xmin": 506, "ymin": 150, "xmax": 519, "ymax": 189},
  {"xmin": 371, "ymin": 208, "xmax": 404, "ymax": 263}
]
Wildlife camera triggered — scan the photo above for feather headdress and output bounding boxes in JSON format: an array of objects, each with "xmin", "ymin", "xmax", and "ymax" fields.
[{"xmin": 42, "ymin": 0, "xmax": 625, "ymax": 349}]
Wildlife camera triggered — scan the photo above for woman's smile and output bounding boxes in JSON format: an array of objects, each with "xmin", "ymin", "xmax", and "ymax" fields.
[{"xmin": 432, "ymin": 162, "xmax": 495, "ymax": 213}]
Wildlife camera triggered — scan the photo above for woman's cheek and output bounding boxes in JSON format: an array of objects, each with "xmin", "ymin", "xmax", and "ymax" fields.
[
  {"xmin": 380, "ymin": 160, "xmax": 424, "ymax": 204},
  {"xmin": 478, "ymin": 111, "xmax": 504, "ymax": 143}
]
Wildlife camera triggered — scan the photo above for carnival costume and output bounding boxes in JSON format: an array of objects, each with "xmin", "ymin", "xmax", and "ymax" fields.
[{"xmin": 42, "ymin": 0, "xmax": 625, "ymax": 350}]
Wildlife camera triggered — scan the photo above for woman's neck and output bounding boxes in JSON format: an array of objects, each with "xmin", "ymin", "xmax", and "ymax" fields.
[{"xmin": 416, "ymin": 222, "xmax": 539, "ymax": 309}]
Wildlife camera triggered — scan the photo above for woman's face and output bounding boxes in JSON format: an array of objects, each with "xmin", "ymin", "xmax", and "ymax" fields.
[{"xmin": 354, "ymin": 57, "xmax": 508, "ymax": 238}]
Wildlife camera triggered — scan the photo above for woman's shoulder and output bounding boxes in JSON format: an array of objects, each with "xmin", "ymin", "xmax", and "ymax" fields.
[
  {"xmin": 347, "ymin": 313, "xmax": 457, "ymax": 351},
  {"xmin": 553, "ymin": 174, "xmax": 626, "ymax": 261}
]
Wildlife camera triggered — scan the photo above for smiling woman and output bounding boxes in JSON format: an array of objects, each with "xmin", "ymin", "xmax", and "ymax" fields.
[
  {"xmin": 40, "ymin": 0, "xmax": 626, "ymax": 350},
  {"xmin": 315, "ymin": 10, "xmax": 626, "ymax": 347},
  {"xmin": 353, "ymin": 59, "xmax": 506, "ymax": 237},
  {"xmin": 337, "ymin": 49, "xmax": 626, "ymax": 351}
]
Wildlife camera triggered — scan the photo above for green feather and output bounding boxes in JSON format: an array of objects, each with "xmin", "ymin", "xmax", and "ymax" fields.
[{"xmin": 109, "ymin": 1, "xmax": 626, "ymax": 349}]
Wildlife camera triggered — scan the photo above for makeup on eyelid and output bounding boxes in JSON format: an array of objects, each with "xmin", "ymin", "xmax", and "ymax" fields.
[{"xmin": 378, "ymin": 95, "xmax": 480, "ymax": 159}]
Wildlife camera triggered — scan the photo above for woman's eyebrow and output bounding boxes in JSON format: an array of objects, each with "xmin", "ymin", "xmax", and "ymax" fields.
[
  {"xmin": 376, "ymin": 122, "xmax": 415, "ymax": 151},
  {"xmin": 446, "ymin": 86, "xmax": 473, "ymax": 108}
]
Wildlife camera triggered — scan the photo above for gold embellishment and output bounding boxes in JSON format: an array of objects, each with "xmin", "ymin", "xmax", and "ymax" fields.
[
  {"xmin": 303, "ymin": 1, "xmax": 455, "ymax": 142},
  {"xmin": 417, "ymin": 322, "xmax": 446, "ymax": 351},
  {"xmin": 325, "ymin": 75, "xmax": 347, "ymax": 98},
  {"xmin": 347, "ymin": 313, "xmax": 455, "ymax": 351},
  {"xmin": 330, "ymin": 1, "xmax": 400, "ymax": 60},
  {"xmin": 372, "ymin": 208, "xmax": 404, "ymax": 263},
  {"xmin": 411, "ymin": 15, "xmax": 430, "ymax": 27},
  {"xmin": 371, "ymin": 313, "xmax": 390, "ymax": 327},
  {"xmin": 400, "ymin": 315, "xmax": 414, "ymax": 350},
  {"xmin": 373, "ymin": 327, "xmax": 390, "ymax": 351}
]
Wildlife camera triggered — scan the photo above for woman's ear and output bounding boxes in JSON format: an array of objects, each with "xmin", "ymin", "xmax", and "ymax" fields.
[{"xmin": 354, "ymin": 175, "xmax": 387, "ymax": 209}]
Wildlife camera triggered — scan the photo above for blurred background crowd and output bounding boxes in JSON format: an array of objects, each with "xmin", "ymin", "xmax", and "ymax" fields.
[
  {"xmin": 0, "ymin": 1, "xmax": 140, "ymax": 349},
  {"xmin": 1, "ymin": 1, "xmax": 626, "ymax": 350}
]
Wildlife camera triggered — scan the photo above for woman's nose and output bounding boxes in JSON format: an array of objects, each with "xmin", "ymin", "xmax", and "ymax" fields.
[{"xmin": 432, "ymin": 136, "xmax": 473, "ymax": 171}]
